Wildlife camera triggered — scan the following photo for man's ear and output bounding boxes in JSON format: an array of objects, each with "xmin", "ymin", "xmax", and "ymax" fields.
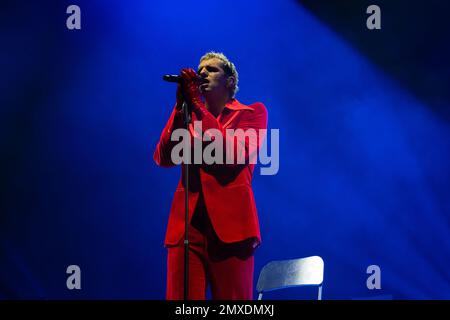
[{"xmin": 227, "ymin": 76, "xmax": 236, "ymax": 89}]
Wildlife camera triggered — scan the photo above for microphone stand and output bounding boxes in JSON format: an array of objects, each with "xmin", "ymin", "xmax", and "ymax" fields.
[
  {"xmin": 182, "ymin": 101, "xmax": 191, "ymax": 300},
  {"xmin": 162, "ymin": 75, "xmax": 193, "ymax": 300}
]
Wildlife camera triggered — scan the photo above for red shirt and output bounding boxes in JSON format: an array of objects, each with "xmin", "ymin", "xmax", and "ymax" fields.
[{"xmin": 154, "ymin": 99, "xmax": 268, "ymax": 246}]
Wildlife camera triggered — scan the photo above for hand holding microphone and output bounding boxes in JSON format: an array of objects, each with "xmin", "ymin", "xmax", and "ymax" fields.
[{"xmin": 163, "ymin": 68, "xmax": 205, "ymax": 111}]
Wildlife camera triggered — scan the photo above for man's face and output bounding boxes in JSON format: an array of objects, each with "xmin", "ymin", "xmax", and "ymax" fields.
[{"xmin": 197, "ymin": 58, "xmax": 231, "ymax": 99}]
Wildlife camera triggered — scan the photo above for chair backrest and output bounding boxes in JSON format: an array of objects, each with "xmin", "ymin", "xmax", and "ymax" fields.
[{"xmin": 256, "ymin": 255, "xmax": 324, "ymax": 300}]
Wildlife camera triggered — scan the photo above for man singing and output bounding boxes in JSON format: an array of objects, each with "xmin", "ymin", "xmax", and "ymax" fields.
[{"xmin": 154, "ymin": 52, "xmax": 267, "ymax": 300}]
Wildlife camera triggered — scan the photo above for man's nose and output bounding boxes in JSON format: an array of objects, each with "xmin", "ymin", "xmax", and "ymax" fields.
[{"xmin": 199, "ymin": 69, "xmax": 208, "ymax": 78}]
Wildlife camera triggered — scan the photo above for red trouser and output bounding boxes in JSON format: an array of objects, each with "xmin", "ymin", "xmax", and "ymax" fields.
[{"xmin": 166, "ymin": 196, "xmax": 256, "ymax": 300}]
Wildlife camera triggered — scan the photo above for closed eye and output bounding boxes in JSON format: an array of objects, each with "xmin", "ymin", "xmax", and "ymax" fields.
[
  {"xmin": 206, "ymin": 66, "xmax": 218, "ymax": 72},
  {"xmin": 198, "ymin": 66, "xmax": 219, "ymax": 73}
]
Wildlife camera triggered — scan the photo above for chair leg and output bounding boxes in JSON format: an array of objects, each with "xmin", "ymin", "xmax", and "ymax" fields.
[
  {"xmin": 258, "ymin": 293, "xmax": 263, "ymax": 300},
  {"xmin": 318, "ymin": 285, "xmax": 323, "ymax": 300}
]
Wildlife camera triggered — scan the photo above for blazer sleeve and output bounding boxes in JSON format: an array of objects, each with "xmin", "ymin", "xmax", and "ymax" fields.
[{"xmin": 153, "ymin": 105, "xmax": 186, "ymax": 167}]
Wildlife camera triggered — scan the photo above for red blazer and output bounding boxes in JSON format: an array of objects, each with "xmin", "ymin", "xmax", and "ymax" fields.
[{"xmin": 154, "ymin": 99, "xmax": 268, "ymax": 246}]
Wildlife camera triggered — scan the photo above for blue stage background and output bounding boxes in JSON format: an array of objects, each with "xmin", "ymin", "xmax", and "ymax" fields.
[{"xmin": 1, "ymin": 0, "xmax": 449, "ymax": 299}]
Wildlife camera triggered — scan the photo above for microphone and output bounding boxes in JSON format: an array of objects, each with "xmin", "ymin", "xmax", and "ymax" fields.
[
  {"xmin": 163, "ymin": 74, "xmax": 181, "ymax": 83},
  {"xmin": 163, "ymin": 74, "xmax": 205, "ymax": 84}
]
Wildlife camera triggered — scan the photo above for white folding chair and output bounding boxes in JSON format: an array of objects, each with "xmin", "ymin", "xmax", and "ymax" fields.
[{"xmin": 256, "ymin": 255, "xmax": 324, "ymax": 300}]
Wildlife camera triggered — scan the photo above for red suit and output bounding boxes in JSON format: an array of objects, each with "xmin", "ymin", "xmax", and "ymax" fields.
[
  {"xmin": 154, "ymin": 99, "xmax": 267, "ymax": 246},
  {"xmin": 154, "ymin": 86, "xmax": 267, "ymax": 299}
]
